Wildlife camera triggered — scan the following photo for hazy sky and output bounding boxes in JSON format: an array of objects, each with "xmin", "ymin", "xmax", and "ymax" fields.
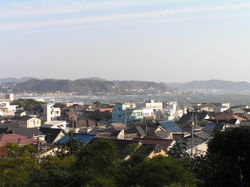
[{"xmin": 0, "ymin": 0, "xmax": 249, "ymax": 82}]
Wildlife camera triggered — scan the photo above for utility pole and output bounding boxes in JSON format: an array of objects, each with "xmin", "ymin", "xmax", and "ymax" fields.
[{"xmin": 191, "ymin": 113, "xmax": 194, "ymax": 157}]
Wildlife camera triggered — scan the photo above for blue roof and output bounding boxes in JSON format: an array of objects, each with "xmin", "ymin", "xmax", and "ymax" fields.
[
  {"xmin": 159, "ymin": 121, "xmax": 182, "ymax": 132},
  {"xmin": 55, "ymin": 133, "xmax": 96, "ymax": 144}
]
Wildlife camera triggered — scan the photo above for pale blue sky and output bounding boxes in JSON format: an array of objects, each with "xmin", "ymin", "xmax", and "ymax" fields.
[{"xmin": 0, "ymin": 0, "xmax": 249, "ymax": 82}]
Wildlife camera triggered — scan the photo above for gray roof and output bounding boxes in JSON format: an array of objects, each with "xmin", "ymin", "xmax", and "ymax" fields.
[{"xmin": 12, "ymin": 128, "xmax": 42, "ymax": 138}]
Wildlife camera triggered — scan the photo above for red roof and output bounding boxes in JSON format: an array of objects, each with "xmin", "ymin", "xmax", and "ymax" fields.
[{"xmin": 0, "ymin": 134, "xmax": 37, "ymax": 147}]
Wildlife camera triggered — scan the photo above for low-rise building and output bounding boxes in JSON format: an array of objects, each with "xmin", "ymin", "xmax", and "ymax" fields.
[
  {"xmin": 11, "ymin": 116, "xmax": 41, "ymax": 128},
  {"xmin": 42, "ymin": 120, "xmax": 67, "ymax": 129}
]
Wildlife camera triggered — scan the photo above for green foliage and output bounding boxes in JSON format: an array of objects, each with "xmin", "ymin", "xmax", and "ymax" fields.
[
  {"xmin": 54, "ymin": 103, "xmax": 66, "ymax": 108},
  {"xmin": 0, "ymin": 139, "xmax": 199, "ymax": 187},
  {"xmin": 72, "ymin": 139, "xmax": 120, "ymax": 185},
  {"xmin": 5, "ymin": 143, "xmax": 38, "ymax": 157},
  {"xmin": 168, "ymin": 139, "xmax": 189, "ymax": 159},
  {"xmin": 33, "ymin": 155, "xmax": 75, "ymax": 186},
  {"xmin": 118, "ymin": 156, "xmax": 198, "ymax": 187},
  {"xmin": 0, "ymin": 144, "xmax": 40, "ymax": 186},
  {"xmin": 55, "ymin": 135, "xmax": 83, "ymax": 158},
  {"xmin": 181, "ymin": 128, "xmax": 250, "ymax": 187},
  {"xmin": 11, "ymin": 99, "xmax": 44, "ymax": 109},
  {"xmin": 93, "ymin": 100, "xmax": 102, "ymax": 107},
  {"xmin": 207, "ymin": 128, "xmax": 250, "ymax": 186}
]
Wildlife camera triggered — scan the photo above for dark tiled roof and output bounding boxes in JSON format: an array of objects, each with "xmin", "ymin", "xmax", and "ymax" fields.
[
  {"xmin": 0, "ymin": 127, "xmax": 11, "ymax": 134},
  {"xmin": 125, "ymin": 126, "xmax": 146, "ymax": 137},
  {"xmin": 0, "ymin": 126, "xmax": 42, "ymax": 138},
  {"xmin": 136, "ymin": 144, "xmax": 159, "ymax": 157},
  {"xmin": 0, "ymin": 123, "xmax": 20, "ymax": 129},
  {"xmin": 39, "ymin": 128, "xmax": 65, "ymax": 144},
  {"xmin": 178, "ymin": 112, "xmax": 209, "ymax": 124},
  {"xmin": 12, "ymin": 128, "xmax": 42, "ymax": 138},
  {"xmin": 11, "ymin": 116, "xmax": 35, "ymax": 121},
  {"xmin": 133, "ymin": 138, "xmax": 174, "ymax": 152},
  {"xmin": 76, "ymin": 120, "xmax": 107, "ymax": 128},
  {"xmin": 15, "ymin": 110, "xmax": 26, "ymax": 114},
  {"xmin": 110, "ymin": 130, "xmax": 122, "ymax": 137}
]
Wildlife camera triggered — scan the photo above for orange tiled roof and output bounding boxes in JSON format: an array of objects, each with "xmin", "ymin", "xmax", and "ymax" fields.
[{"xmin": 212, "ymin": 113, "xmax": 246, "ymax": 121}]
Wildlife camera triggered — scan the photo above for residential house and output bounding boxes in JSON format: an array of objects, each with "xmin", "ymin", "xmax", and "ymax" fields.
[
  {"xmin": 209, "ymin": 113, "xmax": 246, "ymax": 125},
  {"xmin": 133, "ymin": 138, "xmax": 175, "ymax": 154},
  {"xmin": 39, "ymin": 128, "xmax": 66, "ymax": 144},
  {"xmin": 185, "ymin": 132, "xmax": 211, "ymax": 156},
  {"xmin": 112, "ymin": 103, "xmax": 143, "ymax": 125},
  {"xmin": 192, "ymin": 103, "xmax": 215, "ymax": 112},
  {"xmin": 110, "ymin": 129, "xmax": 125, "ymax": 139},
  {"xmin": 55, "ymin": 133, "xmax": 96, "ymax": 144},
  {"xmin": 0, "ymin": 101, "xmax": 17, "ymax": 116},
  {"xmin": 109, "ymin": 139, "xmax": 167, "ymax": 160},
  {"xmin": 42, "ymin": 120, "xmax": 67, "ymax": 129},
  {"xmin": 11, "ymin": 116, "xmax": 41, "ymax": 128},
  {"xmin": 178, "ymin": 112, "xmax": 211, "ymax": 126},
  {"xmin": 15, "ymin": 110, "xmax": 27, "ymax": 117},
  {"xmin": 214, "ymin": 103, "xmax": 230, "ymax": 113}
]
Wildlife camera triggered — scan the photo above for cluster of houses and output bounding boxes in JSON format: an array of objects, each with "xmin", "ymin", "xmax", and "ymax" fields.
[{"xmin": 1, "ymin": 94, "xmax": 250, "ymax": 159}]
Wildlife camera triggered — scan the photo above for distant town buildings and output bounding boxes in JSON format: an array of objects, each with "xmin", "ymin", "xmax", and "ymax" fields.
[{"xmin": 1, "ymin": 95, "xmax": 250, "ymax": 159}]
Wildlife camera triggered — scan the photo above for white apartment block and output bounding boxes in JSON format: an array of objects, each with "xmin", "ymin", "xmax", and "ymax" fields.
[{"xmin": 43, "ymin": 104, "xmax": 61, "ymax": 122}]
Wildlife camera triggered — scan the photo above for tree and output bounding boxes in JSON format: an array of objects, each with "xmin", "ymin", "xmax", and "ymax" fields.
[
  {"xmin": 11, "ymin": 99, "xmax": 44, "ymax": 109},
  {"xmin": 0, "ymin": 144, "xmax": 40, "ymax": 186},
  {"xmin": 207, "ymin": 127, "xmax": 250, "ymax": 186},
  {"xmin": 72, "ymin": 138, "xmax": 120, "ymax": 186},
  {"xmin": 185, "ymin": 128, "xmax": 250, "ymax": 187},
  {"xmin": 168, "ymin": 139, "xmax": 189, "ymax": 159},
  {"xmin": 118, "ymin": 156, "xmax": 198, "ymax": 187},
  {"xmin": 32, "ymin": 155, "xmax": 75, "ymax": 186}
]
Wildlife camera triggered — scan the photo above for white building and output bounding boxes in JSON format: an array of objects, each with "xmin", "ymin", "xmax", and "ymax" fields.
[
  {"xmin": 0, "ymin": 101, "xmax": 17, "ymax": 116},
  {"xmin": 145, "ymin": 100, "xmax": 163, "ymax": 110},
  {"xmin": 214, "ymin": 103, "xmax": 230, "ymax": 113},
  {"xmin": 43, "ymin": 104, "xmax": 61, "ymax": 122},
  {"xmin": 42, "ymin": 120, "xmax": 67, "ymax": 129},
  {"xmin": 5, "ymin": 94, "xmax": 15, "ymax": 102},
  {"xmin": 142, "ymin": 108, "xmax": 155, "ymax": 118},
  {"xmin": 164, "ymin": 101, "xmax": 178, "ymax": 121}
]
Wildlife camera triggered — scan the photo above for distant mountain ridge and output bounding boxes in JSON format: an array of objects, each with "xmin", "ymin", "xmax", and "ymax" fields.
[
  {"xmin": 0, "ymin": 77, "xmax": 36, "ymax": 85},
  {"xmin": 1, "ymin": 78, "xmax": 250, "ymax": 94},
  {"xmin": 0, "ymin": 78, "xmax": 173, "ymax": 95},
  {"xmin": 175, "ymin": 79, "xmax": 250, "ymax": 91}
]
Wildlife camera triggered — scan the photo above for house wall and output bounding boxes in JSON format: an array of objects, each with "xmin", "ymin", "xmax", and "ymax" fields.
[
  {"xmin": 186, "ymin": 142, "xmax": 208, "ymax": 156},
  {"xmin": 27, "ymin": 118, "xmax": 41, "ymax": 128},
  {"xmin": 112, "ymin": 104, "xmax": 143, "ymax": 125},
  {"xmin": 44, "ymin": 104, "xmax": 61, "ymax": 122},
  {"xmin": 117, "ymin": 130, "xmax": 125, "ymax": 140},
  {"xmin": 142, "ymin": 108, "xmax": 155, "ymax": 118},
  {"xmin": 145, "ymin": 100, "xmax": 163, "ymax": 110},
  {"xmin": 147, "ymin": 149, "xmax": 168, "ymax": 159}
]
